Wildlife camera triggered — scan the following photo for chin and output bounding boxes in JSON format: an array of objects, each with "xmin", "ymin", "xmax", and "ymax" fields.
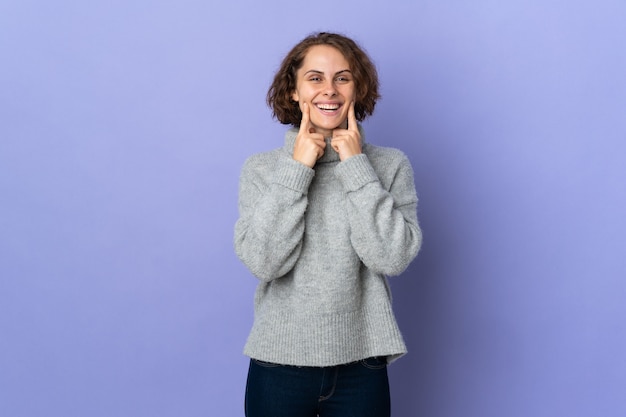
[{"xmin": 316, "ymin": 117, "xmax": 347, "ymax": 131}]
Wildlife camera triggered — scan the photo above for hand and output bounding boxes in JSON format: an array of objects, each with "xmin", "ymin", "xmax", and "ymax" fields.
[
  {"xmin": 331, "ymin": 101, "xmax": 361, "ymax": 161},
  {"xmin": 293, "ymin": 102, "xmax": 326, "ymax": 168}
]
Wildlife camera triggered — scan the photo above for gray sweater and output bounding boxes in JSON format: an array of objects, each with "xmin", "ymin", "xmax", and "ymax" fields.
[{"xmin": 234, "ymin": 127, "xmax": 422, "ymax": 367}]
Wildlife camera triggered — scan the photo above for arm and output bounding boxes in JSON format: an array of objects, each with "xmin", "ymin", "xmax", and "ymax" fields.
[
  {"xmin": 335, "ymin": 152, "xmax": 422, "ymax": 276},
  {"xmin": 234, "ymin": 155, "xmax": 314, "ymax": 282}
]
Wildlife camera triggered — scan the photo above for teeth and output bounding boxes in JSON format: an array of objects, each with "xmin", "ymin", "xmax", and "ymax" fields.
[{"xmin": 317, "ymin": 103, "xmax": 340, "ymax": 110}]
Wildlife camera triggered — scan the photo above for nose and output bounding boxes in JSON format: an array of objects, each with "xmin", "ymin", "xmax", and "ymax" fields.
[{"xmin": 323, "ymin": 80, "xmax": 337, "ymax": 97}]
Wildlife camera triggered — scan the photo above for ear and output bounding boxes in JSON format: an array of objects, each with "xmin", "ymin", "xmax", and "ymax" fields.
[{"xmin": 291, "ymin": 90, "xmax": 299, "ymax": 102}]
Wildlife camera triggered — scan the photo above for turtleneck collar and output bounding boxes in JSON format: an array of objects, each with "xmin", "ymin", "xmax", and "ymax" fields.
[{"xmin": 283, "ymin": 125, "xmax": 366, "ymax": 164}]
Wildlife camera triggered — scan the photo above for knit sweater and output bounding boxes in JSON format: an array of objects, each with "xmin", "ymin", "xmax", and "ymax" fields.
[{"xmin": 234, "ymin": 126, "xmax": 422, "ymax": 367}]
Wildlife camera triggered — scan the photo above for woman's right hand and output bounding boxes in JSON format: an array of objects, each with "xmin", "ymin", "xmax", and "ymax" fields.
[{"xmin": 292, "ymin": 103, "xmax": 326, "ymax": 168}]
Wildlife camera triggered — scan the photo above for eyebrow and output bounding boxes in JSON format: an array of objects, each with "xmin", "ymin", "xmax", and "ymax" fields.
[{"xmin": 304, "ymin": 69, "xmax": 352, "ymax": 76}]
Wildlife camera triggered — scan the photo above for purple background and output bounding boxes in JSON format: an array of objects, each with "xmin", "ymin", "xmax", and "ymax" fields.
[{"xmin": 1, "ymin": 1, "xmax": 625, "ymax": 416}]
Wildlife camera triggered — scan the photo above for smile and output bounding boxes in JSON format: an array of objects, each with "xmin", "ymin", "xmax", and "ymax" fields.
[{"xmin": 316, "ymin": 103, "xmax": 341, "ymax": 111}]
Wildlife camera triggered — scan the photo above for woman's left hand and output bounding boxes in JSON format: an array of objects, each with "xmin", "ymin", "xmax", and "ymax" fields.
[{"xmin": 331, "ymin": 101, "xmax": 361, "ymax": 161}]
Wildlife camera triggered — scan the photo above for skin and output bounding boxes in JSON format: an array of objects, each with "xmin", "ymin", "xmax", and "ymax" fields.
[{"xmin": 291, "ymin": 45, "xmax": 362, "ymax": 168}]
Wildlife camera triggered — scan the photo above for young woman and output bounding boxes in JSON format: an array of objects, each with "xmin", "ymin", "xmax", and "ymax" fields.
[{"xmin": 234, "ymin": 32, "xmax": 422, "ymax": 417}]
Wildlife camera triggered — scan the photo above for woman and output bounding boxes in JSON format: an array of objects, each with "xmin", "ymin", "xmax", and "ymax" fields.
[{"xmin": 234, "ymin": 32, "xmax": 422, "ymax": 417}]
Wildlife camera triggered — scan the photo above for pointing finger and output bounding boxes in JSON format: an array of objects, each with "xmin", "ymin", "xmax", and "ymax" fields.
[
  {"xmin": 348, "ymin": 101, "xmax": 358, "ymax": 132},
  {"xmin": 299, "ymin": 102, "xmax": 311, "ymax": 134}
]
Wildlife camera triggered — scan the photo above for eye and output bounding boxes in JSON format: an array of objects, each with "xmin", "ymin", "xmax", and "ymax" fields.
[{"xmin": 336, "ymin": 76, "xmax": 351, "ymax": 83}]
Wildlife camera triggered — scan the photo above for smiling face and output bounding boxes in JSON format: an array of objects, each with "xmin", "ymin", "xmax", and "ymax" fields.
[{"xmin": 291, "ymin": 45, "xmax": 356, "ymax": 138}]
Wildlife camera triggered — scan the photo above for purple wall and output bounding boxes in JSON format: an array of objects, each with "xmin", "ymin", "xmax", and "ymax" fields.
[{"xmin": 1, "ymin": 1, "xmax": 625, "ymax": 416}]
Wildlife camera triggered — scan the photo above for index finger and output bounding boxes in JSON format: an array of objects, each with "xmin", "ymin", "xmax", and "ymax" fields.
[
  {"xmin": 348, "ymin": 101, "xmax": 358, "ymax": 132},
  {"xmin": 299, "ymin": 102, "xmax": 311, "ymax": 134}
]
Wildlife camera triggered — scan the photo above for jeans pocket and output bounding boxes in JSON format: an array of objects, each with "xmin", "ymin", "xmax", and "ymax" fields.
[
  {"xmin": 252, "ymin": 358, "xmax": 282, "ymax": 368},
  {"xmin": 359, "ymin": 356, "xmax": 387, "ymax": 370}
]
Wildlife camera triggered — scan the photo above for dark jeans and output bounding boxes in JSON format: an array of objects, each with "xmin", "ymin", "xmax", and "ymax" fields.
[{"xmin": 245, "ymin": 357, "xmax": 391, "ymax": 417}]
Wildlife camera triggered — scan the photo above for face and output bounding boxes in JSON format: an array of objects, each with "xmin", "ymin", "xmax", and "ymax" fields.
[{"xmin": 291, "ymin": 45, "xmax": 356, "ymax": 138}]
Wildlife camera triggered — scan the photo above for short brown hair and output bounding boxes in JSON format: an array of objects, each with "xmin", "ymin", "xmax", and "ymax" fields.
[{"xmin": 267, "ymin": 32, "xmax": 380, "ymax": 126}]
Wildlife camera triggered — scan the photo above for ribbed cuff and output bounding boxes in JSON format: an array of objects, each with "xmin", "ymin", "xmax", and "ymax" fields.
[
  {"xmin": 273, "ymin": 158, "xmax": 315, "ymax": 194},
  {"xmin": 335, "ymin": 154, "xmax": 379, "ymax": 192}
]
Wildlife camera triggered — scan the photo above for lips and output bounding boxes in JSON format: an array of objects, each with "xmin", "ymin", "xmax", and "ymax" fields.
[
  {"xmin": 316, "ymin": 103, "xmax": 340, "ymax": 110},
  {"xmin": 315, "ymin": 102, "xmax": 343, "ymax": 116}
]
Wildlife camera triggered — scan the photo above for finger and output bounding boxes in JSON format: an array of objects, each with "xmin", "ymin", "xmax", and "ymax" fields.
[
  {"xmin": 348, "ymin": 101, "xmax": 358, "ymax": 132},
  {"xmin": 299, "ymin": 102, "xmax": 310, "ymax": 134},
  {"xmin": 317, "ymin": 143, "xmax": 327, "ymax": 159}
]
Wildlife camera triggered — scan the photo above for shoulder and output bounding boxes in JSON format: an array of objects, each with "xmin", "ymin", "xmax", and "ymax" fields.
[
  {"xmin": 361, "ymin": 143, "xmax": 415, "ymax": 191},
  {"xmin": 241, "ymin": 147, "xmax": 284, "ymax": 174},
  {"xmin": 363, "ymin": 143, "xmax": 411, "ymax": 169}
]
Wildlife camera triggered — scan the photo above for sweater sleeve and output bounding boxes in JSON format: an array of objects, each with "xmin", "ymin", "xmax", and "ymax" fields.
[
  {"xmin": 234, "ymin": 154, "xmax": 314, "ymax": 282},
  {"xmin": 334, "ymin": 152, "xmax": 422, "ymax": 276}
]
